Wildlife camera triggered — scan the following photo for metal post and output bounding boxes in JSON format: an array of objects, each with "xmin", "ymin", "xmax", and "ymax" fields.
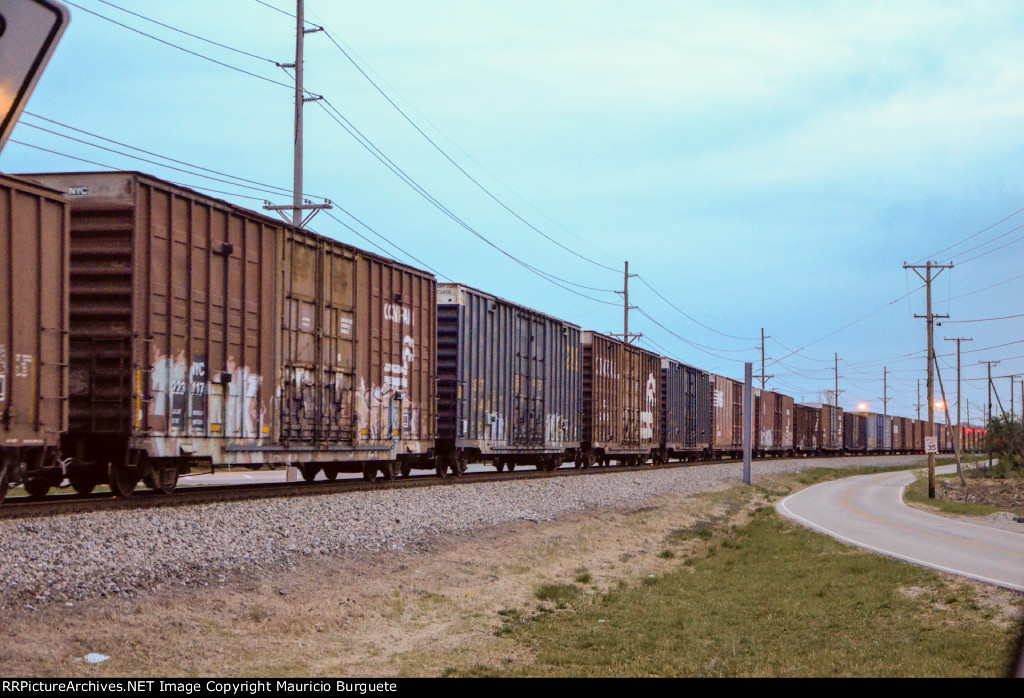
[
  {"xmin": 743, "ymin": 362, "xmax": 752, "ymax": 485},
  {"xmin": 293, "ymin": 0, "xmax": 304, "ymax": 228},
  {"xmin": 624, "ymin": 261, "xmax": 629, "ymax": 343}
]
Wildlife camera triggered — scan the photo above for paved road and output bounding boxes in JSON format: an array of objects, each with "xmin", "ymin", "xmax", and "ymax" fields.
[{"xmin": 778, "ymin": 465, "xmax": 1024, "ymax": 592}]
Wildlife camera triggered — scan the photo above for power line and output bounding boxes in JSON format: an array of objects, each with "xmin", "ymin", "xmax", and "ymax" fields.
[
  {"xmin": 62, "ymin": 1, "xmax": 292, "ymax": 89},
  {"xmin": 916, "ymin": 204, "xmax": 1024, "ymax": 264},
  {"xmin": 315, "ymin": 23, "xmax": 622, "ymax": 274},
  {"xmin": 69, "ymin": 1, "xmax": 620, "ymax": 305},
  {"xmin": 635, "ymin": 275, "xmax": 759, "ymax": 341},
  {"xmin": 943, "ymin": 313, "xmax": 1024, "ymax": 324},
  {"xmin": 91, "ymin": 0, "xmax": 279, "ymax": 64}
]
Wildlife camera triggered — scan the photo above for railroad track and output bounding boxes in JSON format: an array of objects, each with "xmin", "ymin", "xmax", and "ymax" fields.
[
  {"xmin": 0, "ymin": 453, "xmax": 909, "ymax": 521},
  {"xmin": 0, "ymin": 458, "xmax": 754, "ymax": 521}
]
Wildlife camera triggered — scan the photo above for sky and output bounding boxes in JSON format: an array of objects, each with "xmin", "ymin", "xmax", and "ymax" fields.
[{"xmin": 2, "ymin": 0, "xmax": 1022, "ymax": 423}]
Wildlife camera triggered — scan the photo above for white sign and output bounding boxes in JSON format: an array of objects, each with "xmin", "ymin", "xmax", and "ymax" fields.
[
  {"xmin": 0, "ymin": 0, "xmax": 70, "ymax": 154},
  {"xmin": 924, "ymin": 436, "xmax": 938, "ymax": 454}
]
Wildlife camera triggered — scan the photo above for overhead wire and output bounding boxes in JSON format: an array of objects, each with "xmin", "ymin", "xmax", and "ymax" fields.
[
  {"xmin": 67, "ymin": 0, "xmax": 621, "ymax": 306},
  {"xmin": 62, "ymin": 1, "xmax": 293, "ymax": 89}
]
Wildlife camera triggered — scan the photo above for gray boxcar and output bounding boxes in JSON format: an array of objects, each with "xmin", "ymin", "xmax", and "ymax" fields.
[
  {"xmin": 0, "ymin": 174, "xmax": 69, "ymax": 501},
  {"xmin": 24, "ymin": 171, "xmax": 435, "ymax": 495},
  {"xmin": 436, "ymin": 283, "xmax": 581, "ymax": 474},
  {"xmin": 660, "ymin": 358, "xmax": 710, "ymax": 462},
  {"xmin": 582, "ymin": 331, "xmax": 660, "ymax": 465}
]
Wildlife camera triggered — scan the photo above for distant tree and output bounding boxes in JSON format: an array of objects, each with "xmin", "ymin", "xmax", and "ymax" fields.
[{"xmin": 985, "ymin": 416, "xmax": 1024, "ymax": 475}]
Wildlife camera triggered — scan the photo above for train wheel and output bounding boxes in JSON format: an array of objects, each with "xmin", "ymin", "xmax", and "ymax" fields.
[
  {"xmin": 108, "ymin": 462, "xmax": 139, "ymax": 498},
  {"xmin": 453, "ymin": 453, "xmax": 467, "ymax": 477},
  {"xmin": 435, "ymin": 460, "xmax": 448, "ymax": 478},
  {"xmin": 494, "ymin": 459, "xmax": 505, "ymax": 472},
  {"xmin": 574, "ymin": 452, "xmax": 583, "ymax": 469},
  {"xmin": 69, "ymin": 471, "xmax": 96, "ymax": 495},
  {"xmin": 507, "ymin": 461, "xmax": 517, "ymax": 472},
  {"xmin": 300, "ymin": 465, "xmax": 321, "ymax": 483},
  {"xmin": 156, "ymin": 466, "xmax": 178, "ymax": 495},
  {"xmin": 25, "ymin": 477, "xmax": 50, "ymax": 500},
  {"xmin": 362, "ymin": 464, "xmax": 377, "ymax": 482},
  {"xmin": 323, "ymin": 466, "xmax": 339, "ymax": 481},
  {"xmin": 381, "ymin": 462, "xmax": 398, "ymax": 481},
  {"xmin": 400, "ymin": 464, "xmax": 412, "ymax": 478}
]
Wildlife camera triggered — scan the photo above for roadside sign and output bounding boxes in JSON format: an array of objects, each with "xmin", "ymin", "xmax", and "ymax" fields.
[
  {"xmin": 924, "ymin": 436, "xmax": 938, "ymax": 454},
  {"xmin": 0, "ymin": 0, "xmax": 70, "ymax": 155}
]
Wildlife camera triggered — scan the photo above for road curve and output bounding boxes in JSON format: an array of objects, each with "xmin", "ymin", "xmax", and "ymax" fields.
[{"xmin": 777, "ymin": 466, "xmax": 1024, "ymax": 592}]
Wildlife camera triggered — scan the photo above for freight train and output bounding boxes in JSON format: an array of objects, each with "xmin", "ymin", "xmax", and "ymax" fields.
[{"xmin": 0, "ymin": 171, "xmax": 984, "ymax": 502}]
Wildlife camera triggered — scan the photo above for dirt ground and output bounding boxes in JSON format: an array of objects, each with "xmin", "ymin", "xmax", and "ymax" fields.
[
  {"xmin": 939, "ymin": 477, "xmax": 1024, "ymax": 514},
  {"xmin": 2, "ymin": 478, "xmax": 1020, "ymax": 677}
]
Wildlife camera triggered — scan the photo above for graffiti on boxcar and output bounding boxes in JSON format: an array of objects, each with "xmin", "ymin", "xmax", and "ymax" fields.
[
  {"xmin": 545, "ymin": 413, "xmax": 569, "ymax": 443},
  {"xmin": 640, "ymin": 373, "xmax": 656, "ymax": 441},
  {"xmin": 152, "ymin": 350, "xmax": 263, "ymax": 437},
  {"xmin": 355, "ymin": 335, "xmax": 420, "ymax": 441},
  {"xmin": 486, "ymin": 411, "xmax": 506, "ymax": 441},
  {"xmin": 596, "ymin": 357, "xmax": 619, "ymax": 379}
]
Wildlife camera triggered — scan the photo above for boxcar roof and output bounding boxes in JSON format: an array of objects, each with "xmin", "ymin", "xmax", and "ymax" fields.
[{"xmin": 17, "ymin": 170, "xmax": 436, "ymax": 281}]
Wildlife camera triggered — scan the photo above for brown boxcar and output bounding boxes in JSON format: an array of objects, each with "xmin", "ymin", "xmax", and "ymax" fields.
[
  {"xmin": 793, "ymin": 404, "xmax": 819, "ymax": 453},
  {"xmin": 582, "ymin": 331, "xmax": 660, "ymax": 465},
  {"xmin": 709, "ymin": 372, "xmax": 743, "ymax": 456},
  {"xmin": 436, "ymin": 283, "xmax": 581, "ymax": 473},
  {"xmin": 755, "ymin": 389, "xmax": 793, "ymax": 455},
  {"xmin": 23, "ymin": 172, "xmax": 435, "ymax": 494},
  {"xmin": 843, "ymin": 412, "xmax": 867, "ymax": 452},
  {"xmin": 0, "ymin": 174, "xmax": 69, "ymax": 501}
]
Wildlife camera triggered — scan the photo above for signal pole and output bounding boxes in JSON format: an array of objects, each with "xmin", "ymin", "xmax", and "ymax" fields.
[
  {"xmin": 944, "ymin": 337, "xmax": 972, "ymax": 456},
  {"xmin": 612, "ymin": 261, "xmax": 641, "ymax": 345},
  {"xmin": 903, "ymin": 260, "xmax": 952, "ymax": 499}
]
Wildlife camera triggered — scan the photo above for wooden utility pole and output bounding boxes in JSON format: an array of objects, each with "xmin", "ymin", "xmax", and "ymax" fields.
[
  {"xmin": 944, "ymin": 337, "xmax": 972, "ymax": 457},
  {"xmin": 903, "ymin": 260, "xmax": 952, "ymax": 499},
  {"xmin": 879, "ymin": 365, "xmax": 891, "ymax": 420}
]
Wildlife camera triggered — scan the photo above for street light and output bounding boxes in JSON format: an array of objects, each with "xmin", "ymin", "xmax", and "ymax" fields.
[{"xmin": 858, "ymin": 402, "xmax": 868, "ymax": 412}]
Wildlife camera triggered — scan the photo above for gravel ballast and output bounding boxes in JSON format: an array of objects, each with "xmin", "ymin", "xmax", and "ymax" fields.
[{"xmin": 0, "ymin": 456, "xmax": 927, "ymax": 607}]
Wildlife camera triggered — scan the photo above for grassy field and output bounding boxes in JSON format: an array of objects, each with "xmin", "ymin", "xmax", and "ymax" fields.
[{"xmin": 456, "ymin": 467, "xmax": 1022, "ymax": 678}]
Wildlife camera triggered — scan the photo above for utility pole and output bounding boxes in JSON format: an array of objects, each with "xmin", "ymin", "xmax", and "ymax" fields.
[
  {"xmin": 979, "ymin": 359, "xmax": 1000, "ymax": 470},
  {"xmin": 833, "ymin": 353, "xmax": 843, "ymax": 407},
  {"xmin": 979, "ymin": 360, "xmax": 1000, "ymax": 423},
  {"xmin": 944, "ymin": 337, "xmax": 972, "ymax": 457},
  {"xmin": 612, "ymin": 261, "xmax": 641, "ymax": 345},
  {"xmin": 903, "ymin": 260, "xmax": 952, "ymax": 499},
  {"xmin": 265, "ymin": 0, "xmax": 331, "ymax": 228},
  {"xmin": 755, "ymin": 328, "xmax": 773, "ymax": 389},
  {"xmin": 879, "ymin": 365, "xmax": 891, "ymax": 418}
]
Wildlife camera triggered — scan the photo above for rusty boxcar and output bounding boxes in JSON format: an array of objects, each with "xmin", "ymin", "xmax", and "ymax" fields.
[
  {"xmin": 660, "ymin": 358, "xmax": 711, "ymax": 462},
  {"xmin": 582, "ymin": 331, "xmax": 660, "ymax": 466},
  {"xmin": 436, "ymin": 283, "xmax": 581, "ymax": 474},
  {"xmin": 754, "ymin": 388, "xmax": 793, "ymax": 455},
  {"xmin": 0, "ymin": 174, "xmax": 69, "ymax": 501},
  {"xmin": 709, "ymin": 372, "xmax": 743, "ymax": 457},
  {"xmin": 793, "ymin": 404, "xmax": 820, "ymax": 453},
  {"xmin": 843, "ymin": 411, "xmax": 867, "ymax": 452},
  {"xmin": 23, "ymin": 172, "xmax": 435, "ymax": 495}
]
